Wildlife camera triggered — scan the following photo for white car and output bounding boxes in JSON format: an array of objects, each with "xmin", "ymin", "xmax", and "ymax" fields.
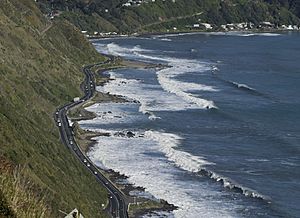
[
  {"xmin": 58, "ymin": 123, "xmax": 62, "ymax": 127},
  {"xmin": 94, "ymin": 171, "xmax": 98, "ymax": 175},
  {"xmin": 83, "ymin": 159, "xmax": 87, "ymax": 163},
  {"xmin": 87, "ymin": 163, "xmax": 90, "ymax": 167}
]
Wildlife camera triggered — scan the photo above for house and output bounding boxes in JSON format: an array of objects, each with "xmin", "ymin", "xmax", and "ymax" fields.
[
  {"xmin": 260, "ymin": 21, "xmax": 274, "ymax": 28},
  {"xmin": 200, "ymin": 23, "xmax": 213, "ymax": 30},
  {"xmin": 123, "ymin": 2, "xmax": 131, "ymax": 6}
]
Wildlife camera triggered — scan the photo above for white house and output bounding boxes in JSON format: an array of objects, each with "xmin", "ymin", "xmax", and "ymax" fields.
[{"xmin": 200, "ymin": 23, "xmax": 213, "ymax": 30}]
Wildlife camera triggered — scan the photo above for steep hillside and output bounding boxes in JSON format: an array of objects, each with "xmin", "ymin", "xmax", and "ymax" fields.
[
  {"xmin": 0, "ymin": 0, "xmax": 108, "ymax": 217},
  {"xmin": 264, "ymin": 0, "xmax": 300, "ymax": 17},
  {"xmin": 130, "ymin": 0, "xmax": 300, "ymax": 32},
  {"xmin": 37, "ymin": 0, "xmax": 300, "ymax": 33}
]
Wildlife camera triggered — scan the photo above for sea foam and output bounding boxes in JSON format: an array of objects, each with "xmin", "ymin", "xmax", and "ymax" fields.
[
  {"xmin": 152, "ymin": 32, "xmax": 281, "ymax": 39},
  {"xmin": 102, "ymin": 43, "xmax": 219, "ymax": 110},
  {"xmin": 88, "ymin": 41, "xmax": 268, "ymax": 217},
  {"xmin": 145, "ymin": 131, "xmax": 214, "ymax": 172},
  {"xmin": 85, "ymin": 129, "xmax": 239, "ymax": 218}
]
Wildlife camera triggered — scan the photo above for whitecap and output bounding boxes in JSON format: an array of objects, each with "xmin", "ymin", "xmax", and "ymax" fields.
[
  {"xmin": 198, "ymin": 32, "xmax": 281, "ymax": 37},
  {"xmin": 158, "ymin": 38, "xmax": 172, "ymax": 42},
  {"xmin": 145, "ymin": 130, "xmax": 214, "ymax": 172},
  {"xmin": 86, "ymin": 130, "xmax": 240, "ymax": 218},
  {"xmin": 99, "ymin": 70, "xmax": 217, "ymax": 120},
  {"xmin": 231, "ymin": 81, "xmax": 256, "ymax": 91},
  {"xmin": 199, "ymin": 169, "xmax": 271, "ymax": 202},
  {"xmin": 99, "ymin": 43, "xmax": 219, "ymax": 110}
]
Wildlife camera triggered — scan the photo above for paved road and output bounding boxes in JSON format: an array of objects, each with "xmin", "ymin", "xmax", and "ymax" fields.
[
  {"xmin": 54, "ymin": 59, "xmax": 128, "ymax": 218},
  {"xmin": 135, "ymin": 11, "xmax": 203, "ymax": 31}
]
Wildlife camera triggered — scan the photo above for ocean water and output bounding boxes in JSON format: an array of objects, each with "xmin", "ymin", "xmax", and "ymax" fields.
[{"xmin": 80, "ymin": 32, "xmax": 300, "ymax": 217}]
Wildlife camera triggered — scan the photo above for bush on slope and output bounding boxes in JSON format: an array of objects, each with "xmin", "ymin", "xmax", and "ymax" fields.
[{"xmin": 0, "ymin": 0, "xmax": 107, "ymax": 217}]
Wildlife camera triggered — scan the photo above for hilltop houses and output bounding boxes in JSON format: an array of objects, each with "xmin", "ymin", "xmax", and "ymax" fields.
[
  {"xmin": 122, "ymin": 0, "xmax": 176, "ymax": 7},
  {"xmin": 122, "ymin": 0, "xmax": 143, "ymax": 7}
]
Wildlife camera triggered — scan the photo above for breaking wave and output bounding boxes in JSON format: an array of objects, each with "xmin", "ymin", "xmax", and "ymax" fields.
[
  {"xmin": 145, "ymin": 131, "xmax": 268, "ymax": 203},
  {"xmin": 157, "ymin": 65, "xmax": 218, "ymax": 109},
  {"xmin": 201, "ymin": 32, "xmax": 281, "ymax": 37},
  {"xmin": 152, "ymin": 32, "xmax": 281, "ymax": 38},
  {"xmin": 145, "ymin": 131, "xmax": 214, "ymax": 172},
  {"xmin": 198, "ymin": 169, "xmax": 271, "ymax": 202},
  {"xmin": 98, "ymin": 71, "xmax": 215, "ymax": 119},
  {"xmin": 102, "ymin": 42, "xmax": 219, "ymax": 110},
  {"xmin": 212, "ymin": 73, "xmax": 272, "ymax": 99},
  {"xmin": 229, "ymin": 81, "xmax": 257, "ymax": 92},
  {"xmin": 85, "ymin": 128, "xmax": 239, "ymax": 217}
]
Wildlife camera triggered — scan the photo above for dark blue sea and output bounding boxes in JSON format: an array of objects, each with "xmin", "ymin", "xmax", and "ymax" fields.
[{"xmin": 79, "ymin": 32, "xmax": 300, "ymax": 218}]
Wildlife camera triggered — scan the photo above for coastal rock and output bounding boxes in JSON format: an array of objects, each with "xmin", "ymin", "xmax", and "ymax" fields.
[
  {"xmin": 99, "ymin": 132, "xmax": 111, "ymax": 137},
  {"xmin": 114, "ymin": 132, "xmax": 125, "ymax": 137},
  {"xmin": 126, "ymin": 131, "xmax": 135, "ymax": 138}
]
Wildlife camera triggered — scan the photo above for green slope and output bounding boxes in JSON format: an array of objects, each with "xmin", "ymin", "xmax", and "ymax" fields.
[
  {"xmin": 120, "ymin": 0, "xmax": 300, "ymax": 32},
  {"xmin": 0, "ymin": 0, "xmax": 108, "ymax": 217},
  {"xmin": 37, "ymin": 0, "xmax": 300, "ymax": 33}
]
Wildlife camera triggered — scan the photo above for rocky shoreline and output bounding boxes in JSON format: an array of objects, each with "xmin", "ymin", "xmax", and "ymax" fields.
[
  {"xmin": 68, "ymin": 57, "xmax": 177, "ymax": 217},
  {"xmin": 87, "ymin": 25, "xmax": 299, "ymax": 40}
]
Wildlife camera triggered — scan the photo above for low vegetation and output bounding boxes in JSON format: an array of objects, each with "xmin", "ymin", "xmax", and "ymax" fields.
[
  {"xmin": 1, "ymin": 0, "xmax": 300, "ymax": 217},
  {"xmin": 0, "ymin": 166, "xmax": 49, "ymax": 218},
  {"xmin": 0, "ymin": 0, "xmax": 109, "ymax": 217},
  {"xmin": 37, "ymin": 0, "xmax": 300, "ymax": 33}
]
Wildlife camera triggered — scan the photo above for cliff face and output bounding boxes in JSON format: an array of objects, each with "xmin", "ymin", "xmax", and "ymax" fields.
[{"xmin": 0, "ymin": 0, "xmax": 107, "ymax": 217}]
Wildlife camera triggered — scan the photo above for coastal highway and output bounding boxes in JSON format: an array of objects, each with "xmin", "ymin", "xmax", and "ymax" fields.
[{"xmin": 54, "ymin": 59, "xmax": 128, "ymax": 218}]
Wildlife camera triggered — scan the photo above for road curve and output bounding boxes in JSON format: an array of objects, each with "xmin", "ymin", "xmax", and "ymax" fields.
[{"xmin": 54, "ymin": 59, "xmax": 128, "ymax": 218}]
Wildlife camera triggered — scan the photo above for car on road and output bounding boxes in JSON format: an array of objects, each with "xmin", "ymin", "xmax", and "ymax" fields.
[
  {"xmin": 58, "ymin": 123, "xmax": 62, "ymax": 127},
  {"xmin": 87, "ymin": 163, "xmax": 90, "ymax": 167},
  {"xmin": 94, "ymin": 171, "xmax": 98, "ymax": 175},
  {"xmin": 83, "ymin": 159, "xmax": 87, "ymax": 163}
]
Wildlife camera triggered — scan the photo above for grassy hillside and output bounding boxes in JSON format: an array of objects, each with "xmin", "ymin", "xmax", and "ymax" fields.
[
  {"xmin": 131, "ymin": 0, "xmax": 300, "ymax": 32},
  {"xmin": 0, "ymin": 0, "xmax": 108, "ymax": 217},
  {"xmin": 37, "ymin": 0, "xmax": 300, "ymax": 33}
]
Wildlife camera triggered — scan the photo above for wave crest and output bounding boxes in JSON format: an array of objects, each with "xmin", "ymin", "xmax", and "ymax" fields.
[
  {"xmin": 198, "ymin": 169, "xmax": 271, "ymax": 202},
  {"xmin": 145, "ymin": 131, "xmax": 214, "ymax": 172}
]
